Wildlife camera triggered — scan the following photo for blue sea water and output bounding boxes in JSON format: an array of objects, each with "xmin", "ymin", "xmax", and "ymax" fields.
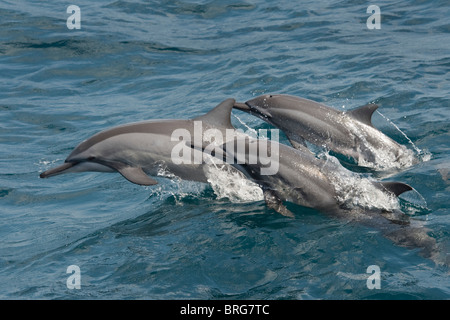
[{"xmin": 0, "ymin": 0, "xmax": 449, "ymax": 299}]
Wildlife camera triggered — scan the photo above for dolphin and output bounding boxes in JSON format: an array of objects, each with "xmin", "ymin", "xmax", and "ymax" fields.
[
  {"xmin": 191, "ymin": 137, "xmax": 438, "ymax": 260},
  {"xmin": 40, "ymin": 99, "xmax": 241, "ymax": 185},
  {"xmin": 192, "ymin": 136, "xmax": 413, "ymax": 217},
  {"xmin": 234, "ymin": 94, "xmax": 418, "ymax": 171}
]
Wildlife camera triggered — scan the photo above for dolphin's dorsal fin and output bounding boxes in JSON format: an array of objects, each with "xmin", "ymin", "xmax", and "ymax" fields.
[
  {"xmin": 346, "ymin": 103, "xmax": 379, "ymax": 127},
  {"xmin": 193, "ymin": 98, "xmax": 235, "ymax": 129},
  {"xmin": 374, "ymin": 181, "xmax": 413, "ymax": 197}
]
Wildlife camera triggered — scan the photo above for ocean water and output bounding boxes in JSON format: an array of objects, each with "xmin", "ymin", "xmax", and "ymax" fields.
[{"xmin": 0, "ymin": 0, "xmax": 449, "ymax": 300}]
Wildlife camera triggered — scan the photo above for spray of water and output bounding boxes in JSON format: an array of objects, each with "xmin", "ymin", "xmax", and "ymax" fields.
[
  {"xmin": 323, "ymin": 154, "xmax": 401, "ymax": 211},
  {"xmin": 205, "ymin": 162, "xmax": 264, "ymax": 202},
  {"xmin": 232, "ymin": 113, "xmax": 259, "ymax": 136},
  {"xmin": 376, "ymin": 110, "xmax": 431, "ymax": 162}
]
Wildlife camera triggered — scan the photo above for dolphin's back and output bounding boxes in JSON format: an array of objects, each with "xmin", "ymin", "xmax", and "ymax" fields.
[{"xmin": 68, "ymin": 119, "xmax": 190, "ymax": 157}]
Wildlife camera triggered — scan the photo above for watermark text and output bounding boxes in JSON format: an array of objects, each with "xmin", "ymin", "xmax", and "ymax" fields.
[
  {"xmin": 367, "ymin": 5, "xmax": 381, "ymax": 29},
  {"xmin": 67, "ymin": 5, "xmax": 81, "ymax": 30},
  {"xmin": 171, "ymin": 121, "xmax": 280, "ymax": 175},
  {"xmin": 366, "ymin": 265, "xmax": 381, "ymax": 289},
  {"xmin": 66, "ymin": 265, "xmax": 81, "ymax": 289}
]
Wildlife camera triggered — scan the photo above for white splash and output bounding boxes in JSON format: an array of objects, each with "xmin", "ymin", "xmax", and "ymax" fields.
[
  {"xmin": 342, "ymin": 114, "xmax": 418, "ymax": 171},
  {"xmin": 156, "ymin": 161, "xmax": 178, "ymax": 180},
  {"xmin": 204, "ymin": 163, "xmax": 264, "ymax": 203},
  {"xmin": 376, "ymin": 110, "xmax": 432, "ymax": 163},
  {"xmin": 232, "ymin": 113, "xmax": 259, "ymax": 136},
  {"xmin": 324, "ymin": 154, "xmax": 401, "ymax": 211},
  {"xmin": 37, "ymin": 158, "xmax": 64, "ymax": 170}
]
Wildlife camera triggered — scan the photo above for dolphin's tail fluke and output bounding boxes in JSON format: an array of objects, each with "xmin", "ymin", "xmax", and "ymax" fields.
[{"xmin": 40, "ymin": 162, "xmax": 75, "ymax": 178}]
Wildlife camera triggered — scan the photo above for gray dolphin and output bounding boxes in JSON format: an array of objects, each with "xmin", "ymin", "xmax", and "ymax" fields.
[
  {"xmin": 194, "ymin": 136, "xmax": 413, "ymax": 217},
  {"xmin": 40, "ymin": 99, "xmax": 240, "ymax": 185},
  {"xmin": 192, "ymin": 137, "xmax": 438, "ymax": 260},
  {"xmin": 234, "ymin": 94, "xmax": 418, "ymax": 171}
]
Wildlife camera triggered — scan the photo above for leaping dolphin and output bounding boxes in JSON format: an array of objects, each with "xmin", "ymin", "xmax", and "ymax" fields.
[
  {"xmin": 192, "ymin": 136, "xmax": 413, "ymax": 217},
  {"xmin": 191, "ymin": 137, "xmax": 438, "ymax": 260},
  {"xmin": 234, "ymin": 94, "xmax": 418, "ymax": 171},
  {"xmin": 40, "ymin": 99, "xmax": 241, "ymax": 185}
]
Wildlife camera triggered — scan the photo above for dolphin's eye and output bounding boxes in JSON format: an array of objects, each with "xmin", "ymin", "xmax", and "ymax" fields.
[
  {"xmin": 269, "ymin": 95, "xmax": 273, "ymax": 98},
  {"xmin": 87, "ymin": 156, "xmax": 96, "ymax": 161}
]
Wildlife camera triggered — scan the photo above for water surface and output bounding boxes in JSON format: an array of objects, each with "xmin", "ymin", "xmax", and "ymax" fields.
[{"xmin": 0, "ymin": 0, "xmax": 449, "ymax": 299}]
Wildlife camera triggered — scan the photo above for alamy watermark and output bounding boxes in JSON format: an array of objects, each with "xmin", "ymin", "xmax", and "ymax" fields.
[
  {"xmin": 366, "ymin": 265, "xmax": 381, "ymax": 289},
  {"xmin": 67, "ymin": 5, "xmax": 81, "ymax": 30},
  {"xmin": 170, "ymin": 121, "xmax": 280, "ymax": 175},
  {"xmin": 66, "ymin": 265, "xmax": 81, "ymax": 289},
  {"xmin": 367, "ymin": 5, "xmax": 381, "ymax": 29},
  {"xmin": 65, "ymin": 5, "xmax": 381, "ymax": 31}
]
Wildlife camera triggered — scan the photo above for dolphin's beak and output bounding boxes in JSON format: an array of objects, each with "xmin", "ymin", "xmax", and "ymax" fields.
[
  {"xmin": 40, "ymin": 162, "xmax": 75, "ymax": 178},
  {"xmin": 233, "ymin": 102, "xmax": 251, "ymax": 111},
  {"xmin": 234, "ymin": 101, "xmax": 272, "ymax": 118},
  {"xmin": 246, "ymin": 101, "xmax": 272, "ymax": 118}
]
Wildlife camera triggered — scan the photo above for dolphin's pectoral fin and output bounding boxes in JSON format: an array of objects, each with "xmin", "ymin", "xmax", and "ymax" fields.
[
  {"xmin": 346, "ymin": 103, "xmax": 379, "ymax": 128},
  {"xmin": 263, "ymin": 189, "xmax": 294, "ymax": 218},
  {"xmin": 116, "ymin": 166, "xmax": 158, "ymax": 186},
  {"xmin": 374, "ymin": 181, "xmax": 413, "ymax": 197},
  {"xmin": 287, "ymin": 136, "xmax": 311, "ymax": 153}
]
